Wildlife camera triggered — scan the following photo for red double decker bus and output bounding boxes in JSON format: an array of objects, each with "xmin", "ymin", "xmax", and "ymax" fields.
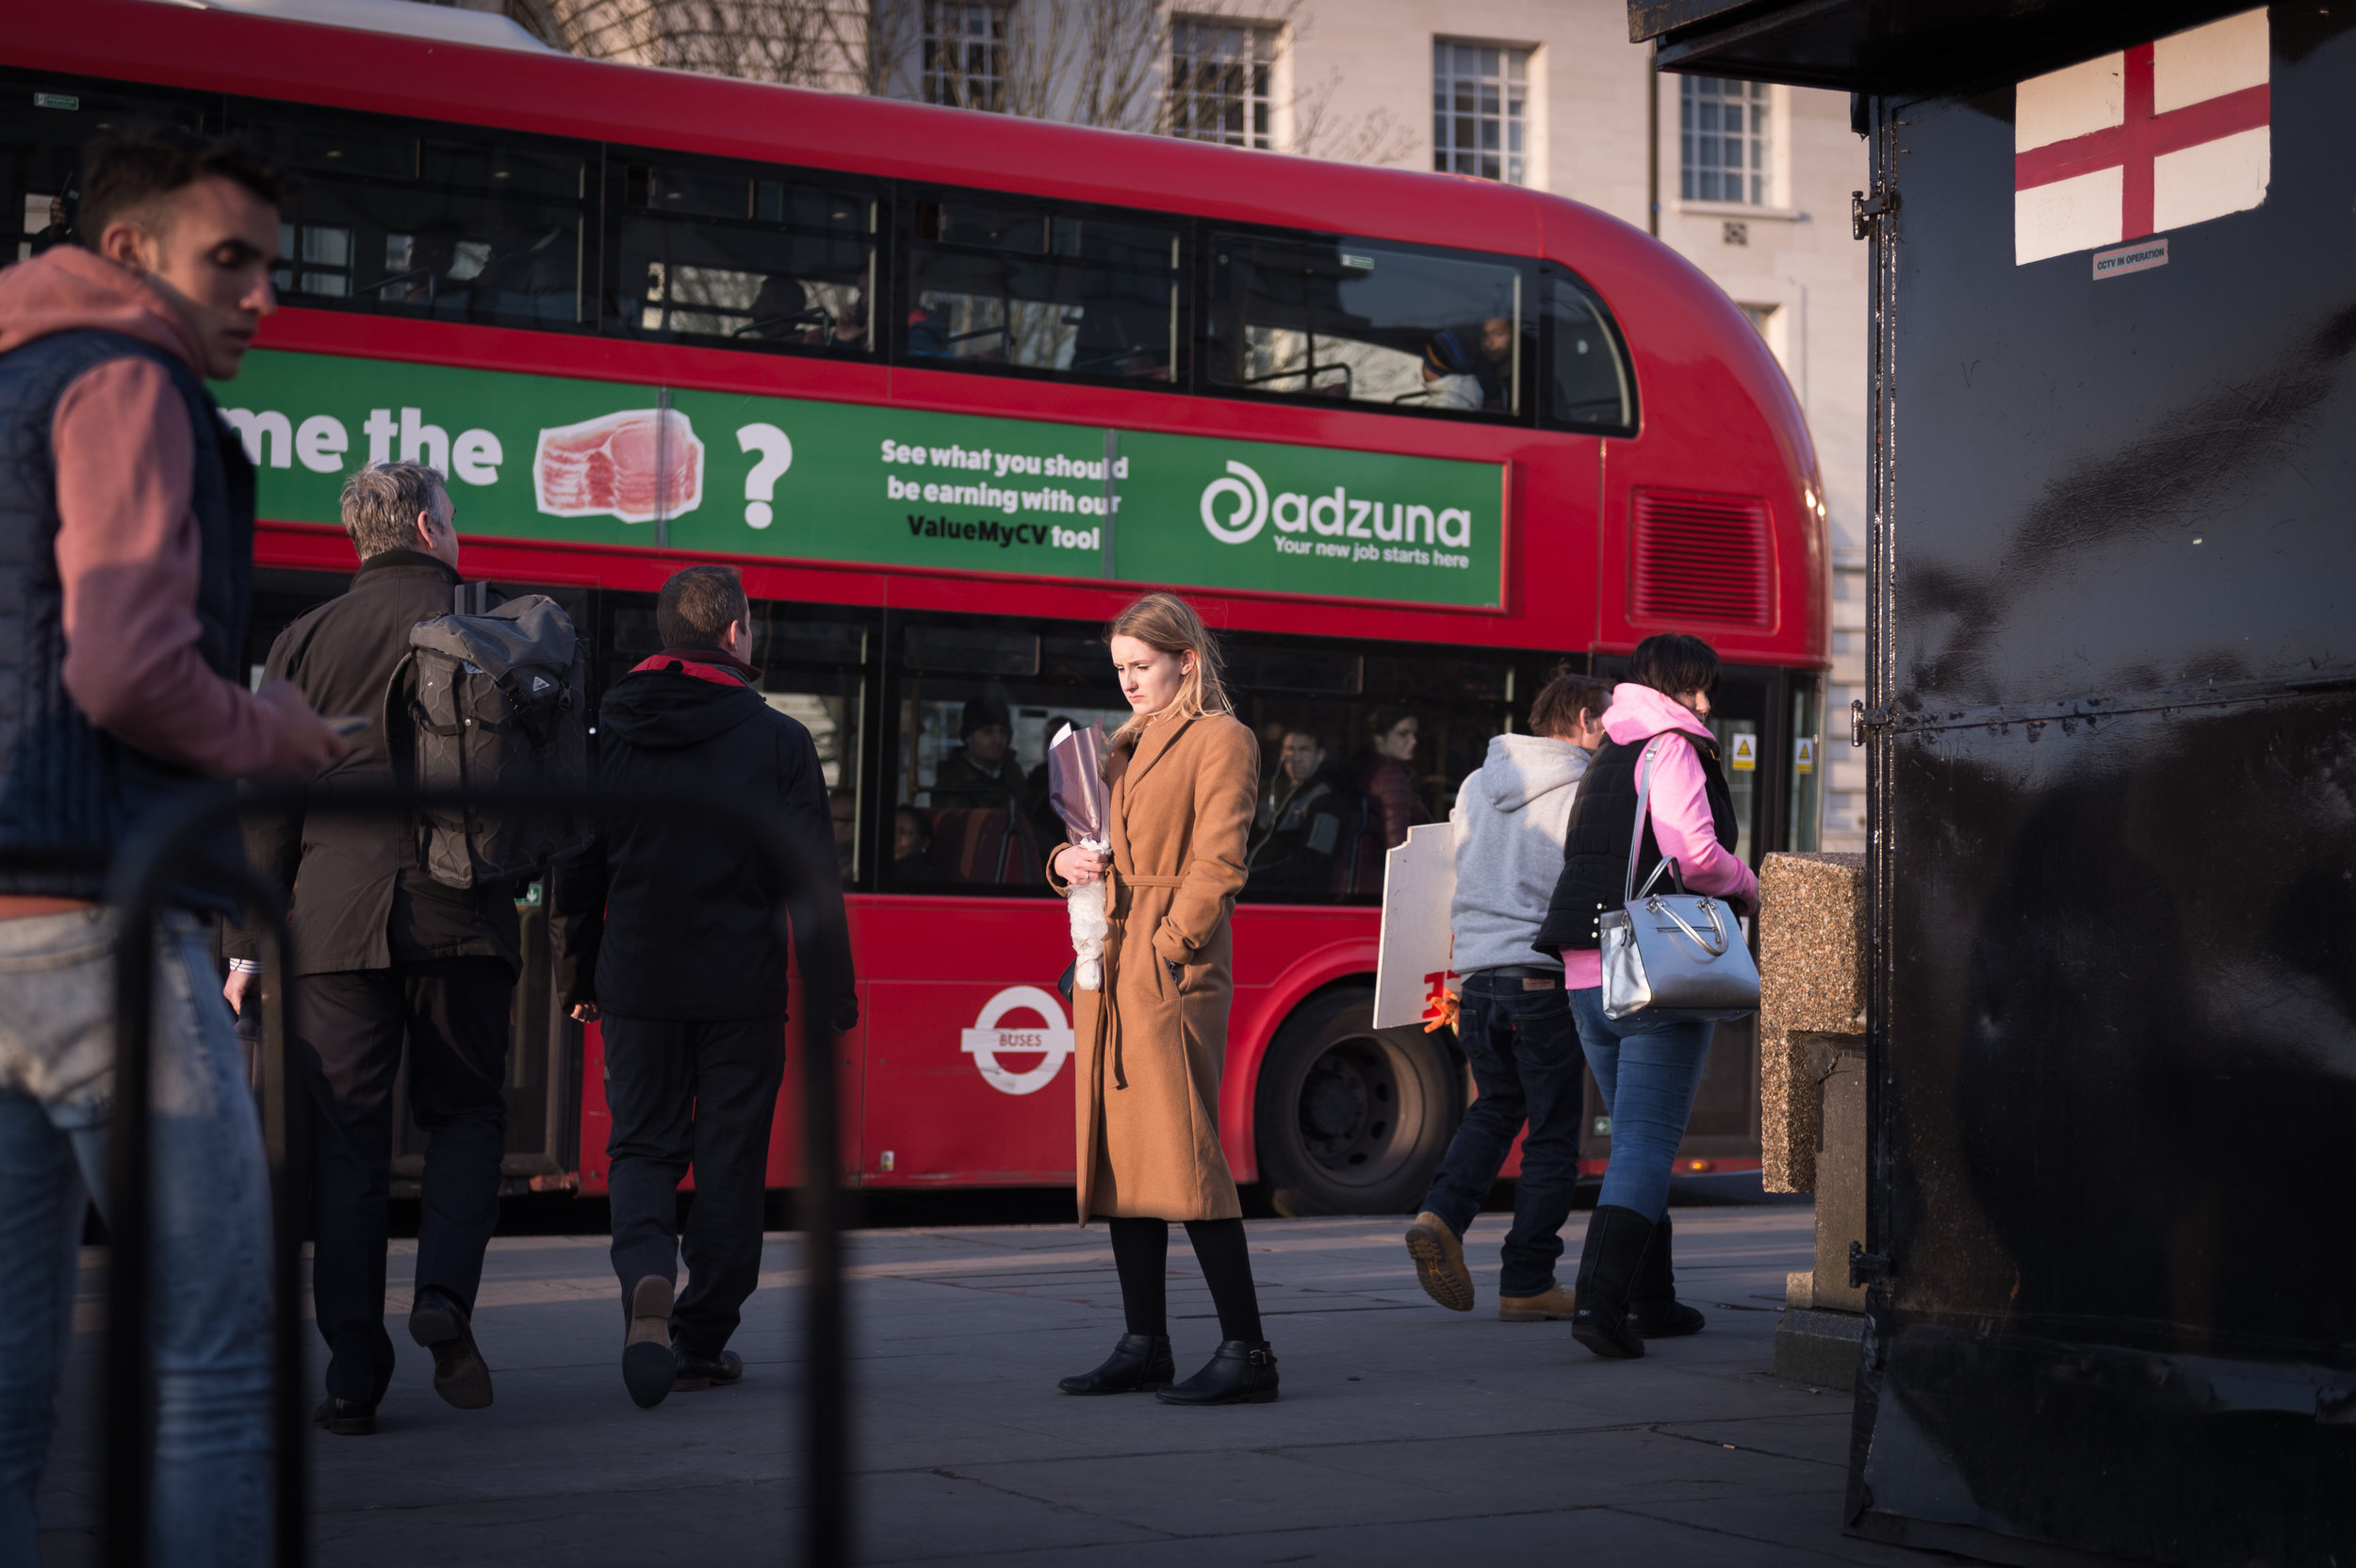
[{"xmin": 7, "ymin": 0, "xmax": 1828, "ymax": 1215}]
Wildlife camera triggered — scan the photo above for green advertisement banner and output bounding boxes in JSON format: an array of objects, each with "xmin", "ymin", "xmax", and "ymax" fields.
[{"xmin": 213, "ymin": 350, "xmax": 1504, "ymax": 609}]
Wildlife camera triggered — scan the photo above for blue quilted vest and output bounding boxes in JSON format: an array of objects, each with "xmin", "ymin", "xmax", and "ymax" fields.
[{"xmin": 0, "ymin": 327, "xmax": 254, "ymax": 904}]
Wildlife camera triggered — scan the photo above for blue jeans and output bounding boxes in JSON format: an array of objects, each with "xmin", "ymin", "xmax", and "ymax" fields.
[
  {"xmin": 1417, "ymin": 972, "xmax": 1584, "ymax": 1295},
  {"xmin": 0, "ymin": 909, "xmax": 274, "ymax": 1567},
  {"xmin": 1570, "ymin": 987, "xmax": 1714, "ymax": 1222}
]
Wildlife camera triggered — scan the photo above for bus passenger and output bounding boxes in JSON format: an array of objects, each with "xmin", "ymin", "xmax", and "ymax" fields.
[
  {"xmin": 1535, "ymin": 633, "xmax": 1759, "ymax": 1360},
  {"xmin": 892, "ymin": 805, "xmax": 941, "ymax": 881},
  {"xmin": 1248, "ymin": 728, "xmax": 1346, "ymax": 897},
  {"xmin": 1476, "ymin": 314, "xmax": 1515, "ymax": 412},
  {"xmin": 931, "ymin": 696, "xmax": 1033, "ymax": 817},
  {"xmin": 554, "ymin": 565, "xmax": 858, "ymax": 1409},
  {"xmin": 1419, "ymin": 330, "xmax": 1484, "ymax": 411},
  {"xmin": 0, "ymin": 123, "xmax": 345, "ymax": 1557},
  {"xmin": 1049, "ymin": 593, "xmax": 1278, "ymax": 1405},
  {"xmin": 829, "ymin": 786, "xmax": 857, "ymax": 882},
  {"xmin": 1352, "ymin": 706, "xmax": 1430, "ymax": 849},
  {"xmin": 1405, "ymin": 670, "xmax": 1610, "ymax": 1322}
]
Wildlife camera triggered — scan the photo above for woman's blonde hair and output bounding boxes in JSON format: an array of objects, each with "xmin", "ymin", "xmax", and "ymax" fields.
[{"xmin": 1105, "ymin": 591, "xmax": 1231, "ymax": 751}]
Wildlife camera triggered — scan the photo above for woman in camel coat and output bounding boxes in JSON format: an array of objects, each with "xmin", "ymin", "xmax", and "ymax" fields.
[{"xmin": 1047, "ymin": 592, "xmax": 1276, "ymax": 1406}]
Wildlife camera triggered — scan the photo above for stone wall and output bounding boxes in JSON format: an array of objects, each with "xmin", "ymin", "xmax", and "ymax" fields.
[{"xmin": 1758, "ymin": 850, "xmax": 1865, "ymax": 1192}]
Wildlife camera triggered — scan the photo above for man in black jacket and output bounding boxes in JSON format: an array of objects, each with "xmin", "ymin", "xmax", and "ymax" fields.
[
  {"xmin": 225, "ymin": 461, "xmax": 517, "ymax": 1435},
  {"xmin": 555, "ymin": 564, "xmax": 856, "ymax": 1409}
]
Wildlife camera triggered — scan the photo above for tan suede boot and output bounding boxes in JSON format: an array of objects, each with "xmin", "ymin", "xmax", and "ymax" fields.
[
  {"xmin": 1497, "ymin": 1282, "xmax": 1578, "ymax": 1321},
  {"xmin": 1404, "ymin": 1211, "xmax": 1474, "ymax": 1312}
]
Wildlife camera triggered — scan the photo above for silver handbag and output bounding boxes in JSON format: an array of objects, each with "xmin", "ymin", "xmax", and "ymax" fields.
[{"xmin": 1598, "ymin": 736, "xmax": 1761, "ymax": 1023}]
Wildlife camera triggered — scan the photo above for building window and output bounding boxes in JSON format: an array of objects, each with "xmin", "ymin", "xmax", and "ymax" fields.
[
  {"xmin": 1681, "ymin": 76, "xmax": 1769, "ymax": 204},
  {"xmin": 1432, "ymin": 41, "xmax": 1528, "ymax": 185},
  {"xmin": 1170, "ymin": 20, "xmax": 1276, "ymax": 150},
  {"xmin": 921, "ymin": 2, "xmax": 1007, "ymax": 112}
]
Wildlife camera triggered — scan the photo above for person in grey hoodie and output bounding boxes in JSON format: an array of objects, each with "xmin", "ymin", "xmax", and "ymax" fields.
[{"xmin": 1404, "ymin": 670, "xmax": 1611, "ymax": 1320}]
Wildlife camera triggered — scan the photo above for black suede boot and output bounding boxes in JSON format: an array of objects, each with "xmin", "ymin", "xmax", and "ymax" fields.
[
  {"xmin": 1156, "ymin": 1340, "xmax": 1279, "ymax": 1405},
  {"xmin": 1627, "ymin": 1213, "xmax": 1707, "ymax": 1338},
  {"xmin": 1058, "ymin": 1333, "xmax": 1175, "ymax": 1395},
  {"xmin": 1569, "ymin": 1204, "xmax": 1654, "ymax": 1360}
]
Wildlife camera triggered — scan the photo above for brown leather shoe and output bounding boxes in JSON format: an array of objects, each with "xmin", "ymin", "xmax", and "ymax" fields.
[
  {"xmin": 1404, "ymin": 1212, "xmax": 1474, "ymax": 1312},
  {"xmin": 1498, "ymin": 1282, "xmax": 1578, "ymax": 1321},
  {"xmin": 408, "ymin": 1287, "xmax": 493, "ymax": 1410}
]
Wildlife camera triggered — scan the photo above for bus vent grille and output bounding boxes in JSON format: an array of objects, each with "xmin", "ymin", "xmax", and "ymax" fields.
[{"xmin": 1632, "ymin": 490, "xmax": 1769, "ymax": 626}]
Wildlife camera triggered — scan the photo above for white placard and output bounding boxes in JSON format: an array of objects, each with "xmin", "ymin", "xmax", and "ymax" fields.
[{"xmin": 1373, "ymin": 822, "xmax": 1458, "ymax": 1030}]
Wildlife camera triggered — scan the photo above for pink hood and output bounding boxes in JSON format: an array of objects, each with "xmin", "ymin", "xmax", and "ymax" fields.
[
  {"xmin": 1602, "ymin": 682, "xmax": 1713, "ymax": 747},
  {"xmin": 0, "ymin": 245, "xmax": 202, "ymax": 369}
]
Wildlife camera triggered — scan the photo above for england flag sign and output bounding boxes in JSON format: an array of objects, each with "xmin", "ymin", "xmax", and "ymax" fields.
[{"xmin": 2014, "ymin": 8, "xmax": 2271, "ymax": 266}]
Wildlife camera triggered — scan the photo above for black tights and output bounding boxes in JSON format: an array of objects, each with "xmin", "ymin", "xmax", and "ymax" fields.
[{"xmin": 1107, "ymin": 1217, "xmax": 1264, "ymax": 1344}]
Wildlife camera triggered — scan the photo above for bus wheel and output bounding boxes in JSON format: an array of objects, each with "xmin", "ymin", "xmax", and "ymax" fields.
[{"xmin": 1253, "ymin": 986, "xmax": 1460, "ymax": 1217}]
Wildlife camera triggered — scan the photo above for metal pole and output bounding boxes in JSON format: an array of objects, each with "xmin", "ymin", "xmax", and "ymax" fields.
[
  {"xmin": 258, "ymin": 928, "xmax": 309, "ymax": 1568},
  {"xmin": 84, "ymin": 782, "xmax": 850, "ymax": 1567},
  {"xmin": 104, "ymin": 874, "xmax": 159, "ymax": 1568}
]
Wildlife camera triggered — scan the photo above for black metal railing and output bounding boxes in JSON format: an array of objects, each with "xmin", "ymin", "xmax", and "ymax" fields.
[{"xmin": 75, "ymin": 781, "xmax": 850, "ymax": 1567}]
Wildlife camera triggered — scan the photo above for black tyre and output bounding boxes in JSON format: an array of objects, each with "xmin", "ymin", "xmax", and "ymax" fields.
[{"xmin": 1252, "ymin": 986, "xmax": 1463, "ymax": 1217}]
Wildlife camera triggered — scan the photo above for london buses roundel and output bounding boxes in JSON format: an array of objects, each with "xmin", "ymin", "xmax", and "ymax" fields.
[{"xmin": 958, "ymin": 986, "xmax": 1076, "ymax": 1096}]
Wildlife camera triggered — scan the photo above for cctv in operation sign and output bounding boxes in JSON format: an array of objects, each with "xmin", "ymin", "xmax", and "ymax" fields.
[{"xmin": 217, "ymin": 349, "xmax": 1505, "ymax": 609}]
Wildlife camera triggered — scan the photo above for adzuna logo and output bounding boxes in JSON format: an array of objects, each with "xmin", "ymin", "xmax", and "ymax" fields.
[{"xmin": 1198, "ymin": 458, "xmax": 1474, "ymax": 552}]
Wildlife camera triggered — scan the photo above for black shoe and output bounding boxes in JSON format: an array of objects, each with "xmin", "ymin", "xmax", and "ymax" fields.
[
  {"xmin": 1155, "ymin": 1340, "xmax": 1278, "ymax": 1405},
  {"xmin": 622, "ymin": 1276, "xmax": 676, "ymax": 1410},
  {"xmin": 1627, "ymin": 1213, "xmax": 1707, "ymax": 1338},
  {"xmin": 672, "ymin": 1348, "xmax": 744, "ymax": 1392},
  {"xmin": 409, "ymin": 1286, "xmax": 495, "ymax": 1410},
  {"xmin": 313, "ymin": 1396, "xmax": 376, "ymax": 1437},
  {"xmin": 1058, "ymin": 1333, "xmax": 1175, "ymax": 1396},
  {"xmin": 1569, "ymin": 1205, "xmax": 1654, "ymax": 1360}
]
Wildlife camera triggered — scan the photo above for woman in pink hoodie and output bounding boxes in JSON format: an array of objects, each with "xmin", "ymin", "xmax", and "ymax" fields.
[{"xmin": 1534, "ymin": 633, "xmax": 1758, "ymax": 1360}]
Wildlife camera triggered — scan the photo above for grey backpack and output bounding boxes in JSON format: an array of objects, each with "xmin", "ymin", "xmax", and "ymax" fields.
[{"xmin": 393, "ymin": 587, "xmax": 589, "ymax": 889}]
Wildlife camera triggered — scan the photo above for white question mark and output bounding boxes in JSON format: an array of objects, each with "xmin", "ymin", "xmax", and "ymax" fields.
[{"xmin": 736, "ymin": 423, "xmax": 793, "ymax": 529}]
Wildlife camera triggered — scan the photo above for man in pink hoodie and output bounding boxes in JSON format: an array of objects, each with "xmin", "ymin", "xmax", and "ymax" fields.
[
  {"xmin": 1535, "ymin": 633, "xmax": 1758, "ymax": 1361},
  {"xmin": 0, "ymin": 125, "xmax": 345, "ymax": 1563}
]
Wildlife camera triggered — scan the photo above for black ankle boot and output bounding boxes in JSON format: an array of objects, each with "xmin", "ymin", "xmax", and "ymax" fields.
[
  {"xmin": 1156, "ymin": 1340, "xmax": 1279, "ymax": 1405},
  {"xmin": 1058, "ymin": 1333, "xmax": 1175, "ymax": 1395},
  {"xmin": 1570, "ymin": 1204, "xmax": 1655, "ymax": 1360},
  {"xmin": 1627, "ymin": 1213, "xmax": 1707, "ymax": 1338}
]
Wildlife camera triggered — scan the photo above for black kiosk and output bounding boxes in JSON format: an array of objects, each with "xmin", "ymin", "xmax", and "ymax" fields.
[{"xmin": 1632, "ymin": 4, "xmax": 2356, "ymax": 1564}]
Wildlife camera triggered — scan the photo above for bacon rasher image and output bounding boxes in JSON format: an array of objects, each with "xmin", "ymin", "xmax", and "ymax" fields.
[{"xmin": 532, "ymin": 407, "xmax": 705, "ymax": 523}]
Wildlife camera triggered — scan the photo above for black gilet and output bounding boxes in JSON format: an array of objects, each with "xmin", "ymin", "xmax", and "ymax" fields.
[
  {"xmin": 1532, "ymin": 727, "xmax": 1739, "ymax": 957},
  {"xmin": 0, "ymin": 328, "xmax": 254, "ymax": 902}
]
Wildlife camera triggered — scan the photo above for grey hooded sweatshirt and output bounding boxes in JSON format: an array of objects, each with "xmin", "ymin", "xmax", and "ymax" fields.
[{"xmin": 1448, "ymin": 733, "xmax": 1590, "ymax": 972}]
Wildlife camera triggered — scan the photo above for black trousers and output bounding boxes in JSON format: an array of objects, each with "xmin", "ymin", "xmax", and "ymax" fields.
[
  {"xmin": 602, "ymin": 1013, "xmax": 785, "ymax": 1358},
  {"xmin": 297, "ymin": 958, "xmax": 512, "ymax": 1405}
]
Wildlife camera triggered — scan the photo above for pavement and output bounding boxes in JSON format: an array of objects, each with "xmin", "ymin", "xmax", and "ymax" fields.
[{"xmin": 36, "ymin": 1201, "xmax": 1955, "ymax": 1567}]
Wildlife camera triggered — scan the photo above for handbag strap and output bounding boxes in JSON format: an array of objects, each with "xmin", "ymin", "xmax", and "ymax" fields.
[{"xmin": 1621, "ymin": 734, "xmax": 1693, "ymax": 904}]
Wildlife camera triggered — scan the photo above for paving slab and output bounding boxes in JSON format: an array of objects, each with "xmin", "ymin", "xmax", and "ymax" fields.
[{"xmin": 34, "ymin": 1203, "xmax": 1958, "ymax": 1566}]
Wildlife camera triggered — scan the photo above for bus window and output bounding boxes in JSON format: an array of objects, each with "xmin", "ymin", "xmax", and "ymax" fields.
[
  {"xmin": 887, "ymin": 616, "xmax": 1128, "ymax": 893},
  {"xmin": 234, "ymin": 103, "xmax": 593, "ymax": 330},
  {"xmin": 901, "ymin": 194, "xmax": 1182, "ymax": 384},
  {"xmin": 602, "ymin": 594, "xmax": 874, "ymax": 886},
  {"xmin": 1204, "ymin": 233, "xmax": 1529, "ymax": 418},
  {"xmin": 1543, "ymin": 265, "xmax": 1636, "ymax": 433},
  {"xmin": 612, "ymin": 153, "xmax": 876, "ymax": 354},
  {"xmin": 0, "ymin": 72, "xmax": 212, "ymax": 267},
  {"xmin": 1225, "ymin": 634, "xmax": 1530, "ymax": 905}
]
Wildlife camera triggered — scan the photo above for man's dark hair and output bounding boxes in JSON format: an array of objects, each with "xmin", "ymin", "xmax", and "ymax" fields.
[
  {"xmin": 75, "ymin": 123, "xmax": 292, "ymax": 248},
  {"xmin": 1528, "ymin": 666, "xmax": 1612, "ymax": 739},
  {"xmin": 1629, "ymin": 633, "xmax": 1720, "ymax": 701},
  {"xmin": 655, "ymin": 564, "xmax": 748, "ymax": 648}
]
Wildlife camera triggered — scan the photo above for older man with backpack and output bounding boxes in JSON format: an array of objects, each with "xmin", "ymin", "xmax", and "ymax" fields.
[{"xmin": 227, "ymin": 460, "xmax": 583, "ymax": 1436}]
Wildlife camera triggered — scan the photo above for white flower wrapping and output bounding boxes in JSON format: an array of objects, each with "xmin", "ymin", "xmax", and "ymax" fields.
[
  {"xmin": 1045, "ymin": 722, "xmax": 1116, "ymax": 990},
  {"xmin": 1066, "ymin": 836, "xmax": 1110, "ymax": 990}
]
